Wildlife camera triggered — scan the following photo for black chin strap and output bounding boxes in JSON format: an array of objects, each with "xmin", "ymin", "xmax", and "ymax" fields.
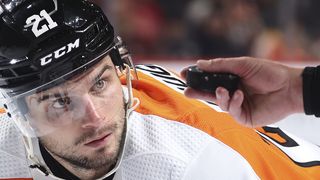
[{"xmin": 29, "ymin": 164, "xmax": 50, "ymax": 176}]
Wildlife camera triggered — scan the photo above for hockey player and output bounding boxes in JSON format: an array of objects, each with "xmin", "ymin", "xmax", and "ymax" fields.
[{"xmin": 0, "ymin": 0, "xmax": 320, "ymax": 179}]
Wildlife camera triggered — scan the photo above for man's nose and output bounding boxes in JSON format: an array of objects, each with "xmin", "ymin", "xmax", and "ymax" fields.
[{"xmin": 80, "ymin": 95, "xmax": 105, "ymax": 129}]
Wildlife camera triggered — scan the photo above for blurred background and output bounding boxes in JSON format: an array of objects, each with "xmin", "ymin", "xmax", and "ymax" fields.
[
  {"xmin": 93, "ymin": 0, "xmax": 320, "ymax": 63},
  {"xmin": 92, "ymin": 0, "xmax": 320, "ymax": 145}
]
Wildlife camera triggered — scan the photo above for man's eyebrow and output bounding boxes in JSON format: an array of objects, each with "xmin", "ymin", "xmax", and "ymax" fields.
[
  {"xmin": 37, "ymin": 93, "xmax": 65, "ymax": 103},
  {"xmin": 35, "ymin": 65, "xmax": 113, "ymax": 102},
  {"xmin": 94, "ymin": 65, "xmax": 113, "ymax": 82}
]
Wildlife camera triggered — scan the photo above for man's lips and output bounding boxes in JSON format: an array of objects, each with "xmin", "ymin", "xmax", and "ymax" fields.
[{"xmin": 84, "ymin": 133, "xmax": 111, "ymax": 148}]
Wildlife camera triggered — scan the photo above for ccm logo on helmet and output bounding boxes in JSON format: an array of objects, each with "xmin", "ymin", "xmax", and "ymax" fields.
[{"xmin": 40, "ymin": 38, "xmax": 80, "ymax": 66}]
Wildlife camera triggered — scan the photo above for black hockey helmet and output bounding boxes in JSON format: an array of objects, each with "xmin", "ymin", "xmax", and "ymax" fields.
[{"xmin": 0, "ymin": 0, "xmax": 129, "ymax": 97}]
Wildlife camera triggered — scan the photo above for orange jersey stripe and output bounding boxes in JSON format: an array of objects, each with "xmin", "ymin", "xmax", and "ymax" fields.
[{"xmin": 0, "ymin": 108, "xmax": 6, "ymax": 114}]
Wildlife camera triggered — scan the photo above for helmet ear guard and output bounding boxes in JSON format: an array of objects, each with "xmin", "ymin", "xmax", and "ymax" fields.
[
  {"xmin": 110, "ymin": 37, "xmax": 126, "ymax": 70},
  {"xmin": 110, "ymin": 37, "xmax": 133, "ymax": 70},
  {"xmin": 111, "ymin": 36, "xmax": 138, "ymax": 79}
]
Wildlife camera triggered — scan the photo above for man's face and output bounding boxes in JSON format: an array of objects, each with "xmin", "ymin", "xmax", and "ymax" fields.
[{"xmin": 26, "ymin": 56, "xmax": 126, "ymax": 170}]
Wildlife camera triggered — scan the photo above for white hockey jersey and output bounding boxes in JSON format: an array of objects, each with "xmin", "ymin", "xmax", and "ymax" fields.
[{"xmin": 0, "ymin": 110, "xmax": 259, "ymax": 179}]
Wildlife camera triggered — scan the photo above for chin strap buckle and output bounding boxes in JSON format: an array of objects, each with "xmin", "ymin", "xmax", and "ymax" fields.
[{"xmin": 29, "ymin": 164, "xmax": 50, "ymax": 176}]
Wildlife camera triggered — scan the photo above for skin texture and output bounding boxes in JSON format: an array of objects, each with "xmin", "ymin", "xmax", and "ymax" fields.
[
  {"xmin": 26, "ymin": 56, "xmax": 126, "ymax": 179},
  {"xmin": 181, "ymin": 57, "xmax": 304, "ymax": 127}
]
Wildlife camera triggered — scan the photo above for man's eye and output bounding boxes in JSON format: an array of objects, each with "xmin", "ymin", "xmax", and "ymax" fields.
[
  {"xmin": 94, "ymin": 79, "xmax": 106, "ymax": 90},
  {"xmin": 52, "ymin": 97, "xmax": 71, "ymax": 109}
]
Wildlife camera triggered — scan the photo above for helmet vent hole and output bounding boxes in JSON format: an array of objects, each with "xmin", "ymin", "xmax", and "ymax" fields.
[
  {"xmin": 87, "ymin": 30, "xmax": 106, "ymax": 51},
  {"xmin": 85, "ymin": 25, "xmax": 99, "ymax": 44}
]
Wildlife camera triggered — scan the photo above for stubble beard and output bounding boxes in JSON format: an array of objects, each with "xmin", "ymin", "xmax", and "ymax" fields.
[{"xmin": 39, "ymin": 101, "xmax": 128, "ymax": 172}]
